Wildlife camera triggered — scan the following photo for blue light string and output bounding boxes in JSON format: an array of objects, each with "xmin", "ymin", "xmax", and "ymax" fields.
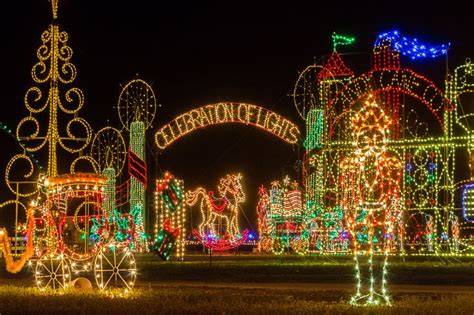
[
  {"xmin": 375, "ymin": 30, "xmax": 450, "ymax": 60},
  {"xmin": 462, "ymin": 183, "xmax": 474, "ymax": 222}
]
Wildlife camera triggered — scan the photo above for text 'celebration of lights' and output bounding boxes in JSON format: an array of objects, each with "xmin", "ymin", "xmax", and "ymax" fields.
[{"xmin": 155, "ymin": 103, "xmax": 301, "ymax": 149}]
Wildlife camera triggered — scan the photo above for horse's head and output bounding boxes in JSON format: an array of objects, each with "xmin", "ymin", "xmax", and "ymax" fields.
[{"xmin": 218, "ymin": 173, "xmax": 245, "ymax": 203}]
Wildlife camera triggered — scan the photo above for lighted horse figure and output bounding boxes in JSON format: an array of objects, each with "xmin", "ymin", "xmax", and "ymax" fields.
[{"xmin": 186, "ymin": 174, "xmax": 246, "ymax": 245}]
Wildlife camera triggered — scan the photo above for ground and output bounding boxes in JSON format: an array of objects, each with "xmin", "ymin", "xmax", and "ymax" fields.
[{"xmin": 0, "ymin": 254, "xmax": 473, "ymax": 314}]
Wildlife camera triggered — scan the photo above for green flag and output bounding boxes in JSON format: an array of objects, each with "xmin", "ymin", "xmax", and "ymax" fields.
[{"xmin": 332, "ymin": 32, "xmax": 356, "ymax": 51}]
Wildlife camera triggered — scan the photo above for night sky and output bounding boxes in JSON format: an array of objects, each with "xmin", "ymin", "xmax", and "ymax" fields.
[{"xmin": 0, "ymin": 1, "xmax": 472, "ymax": 231}]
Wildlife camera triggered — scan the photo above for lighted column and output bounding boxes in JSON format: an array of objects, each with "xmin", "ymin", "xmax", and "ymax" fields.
[
  {"xmin": 102, "ymin": 167, "xmax": 116, "ymax": 219},
  {"xmin": 304, "ymin": 108, "xmax": 325, "ymax": 204},
  {"xmin": 130, "ymin": 121, "xmax": 146, "ymax": 246}
]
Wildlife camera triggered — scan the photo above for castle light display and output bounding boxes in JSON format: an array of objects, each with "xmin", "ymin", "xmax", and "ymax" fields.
[{"xmin": 301, "ymin": 30, "xmax": 474, "ymax": 259}]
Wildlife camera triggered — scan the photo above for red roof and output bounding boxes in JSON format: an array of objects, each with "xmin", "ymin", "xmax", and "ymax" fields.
[{"xmin": 317, "ymin": 51, "xmax": 354, "ymax": 80}]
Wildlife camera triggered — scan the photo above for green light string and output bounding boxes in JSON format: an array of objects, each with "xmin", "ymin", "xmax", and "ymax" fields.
[
  {"xmin": 332, "ymin": 32, "xmax": 356, "ymax": 52},
  {"xmin": 304, "ymin": 109, "xmax": 324, "ymax": 149},
  {"xmin": 90, "ymin": 209, "xmax": 132, "ymax": 244}
]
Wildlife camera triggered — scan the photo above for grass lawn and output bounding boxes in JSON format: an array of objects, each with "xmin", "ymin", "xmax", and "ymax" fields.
[
  {"xmin": 136, "ymin": 254, "xmax": 474, "ymax": 285},
  {"xmin": 0, "ymin": 284, "xmax": 473, "ymax": 314},
  {"xmin": 0, "ymin": 254, "xmax": 473, "ymax": 313},
  {"xmin": 1, "ymin": 253, "xmax": 474, "ymax": 285}
]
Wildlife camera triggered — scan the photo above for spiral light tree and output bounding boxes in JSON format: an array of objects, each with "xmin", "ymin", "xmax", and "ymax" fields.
[
  {"xmin": 0, "ymin": 0, "xmax": 94, "ymax": 273},
  {"xmin": 0, "ymin": 1, "xmax": 141, "ymax": 292},
  {"xmin": 15, "ymin": 0, "xmax": 93, "ymax": 178},
  {"xmin": 118, "ymin": 79, "xmax": 157, "ymax": 251}
]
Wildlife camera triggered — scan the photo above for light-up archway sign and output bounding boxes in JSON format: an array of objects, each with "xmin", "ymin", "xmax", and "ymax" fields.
[{"xmin": 155, "ymin": 102, "xmax": 301, "ymax": 149}]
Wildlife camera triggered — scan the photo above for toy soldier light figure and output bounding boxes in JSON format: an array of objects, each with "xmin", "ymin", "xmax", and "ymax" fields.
[
  {"xmin": 339, "ymin": 95, "xmax": 402, "ymax": 305},
  {"xmin": 450, "ymin": 212, "xmax": 460, "ymax": 252},
  {"xmin": 425, "ymin": 215, "xmax": 435, "ymax": 251}
]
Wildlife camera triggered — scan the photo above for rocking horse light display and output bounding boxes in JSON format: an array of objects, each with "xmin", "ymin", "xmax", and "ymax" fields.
[{"xmin": 186, "ymin": 173, "xmax": 248, "ymax": 251}]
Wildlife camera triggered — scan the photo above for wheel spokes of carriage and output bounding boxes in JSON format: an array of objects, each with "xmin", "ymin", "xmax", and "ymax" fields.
[
  {"xmin": 94, "ymin": 244, "xmax": 136, "ymax": 290},
  {"xmin": 35, "ymin": 254, "xmax": 71, "ymax": 290}
]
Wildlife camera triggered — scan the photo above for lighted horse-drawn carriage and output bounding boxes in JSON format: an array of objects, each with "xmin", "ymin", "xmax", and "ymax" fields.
[{"xmin": 30, "ymin": 173, "xmax": 137, "ymax": 290}]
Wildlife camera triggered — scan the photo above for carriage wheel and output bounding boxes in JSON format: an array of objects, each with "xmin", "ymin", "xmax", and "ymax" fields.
[
  {"xmin": 93, "ymin": 245, "xmax": 137, "ymax": 290},
  {"xmin": 35, "ymin": 254, "xmax": 71, "ymax": 290}
]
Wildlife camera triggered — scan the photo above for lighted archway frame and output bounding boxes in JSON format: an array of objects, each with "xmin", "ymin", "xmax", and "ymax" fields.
[
  {"xmin": 327, "ymin": 68, "xmax": 453, "ymax": 138},
  {"xmin": 155, "ymin": 103, "xmax": 301, "ymax": 149}
]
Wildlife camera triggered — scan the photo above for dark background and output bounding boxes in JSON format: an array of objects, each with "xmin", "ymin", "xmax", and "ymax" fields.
[{"xmin": 0, "ymin": 1, "xmax": 472, "ymax": 232}]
